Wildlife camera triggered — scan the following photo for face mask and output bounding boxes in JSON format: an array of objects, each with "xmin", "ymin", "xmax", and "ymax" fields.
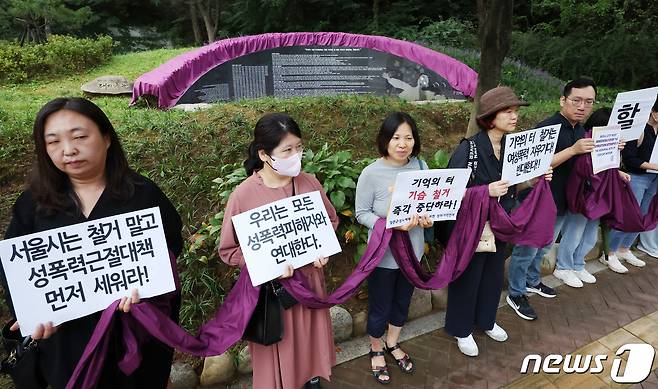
[{"xmin": 268, "ymin": 152, "xmax": 302, "ymax": 177}]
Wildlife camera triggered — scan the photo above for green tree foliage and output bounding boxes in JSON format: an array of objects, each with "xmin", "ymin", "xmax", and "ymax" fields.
[
  {"xmin": 509, "ymin": 0, "xmax": 658, "ymax": 89},
  {"xmin": 2, "ymin": 0, "xmax": 94, "ymax": 44}
]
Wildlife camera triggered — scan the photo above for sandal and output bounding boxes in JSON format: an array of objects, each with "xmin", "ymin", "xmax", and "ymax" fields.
[
  {"xmin": 384, "ymin": 342, "xmax": 415, "ymax": 374},
  {"xmin": 369, "ymin": 348, "xmax": 391, "ymax": 385}
]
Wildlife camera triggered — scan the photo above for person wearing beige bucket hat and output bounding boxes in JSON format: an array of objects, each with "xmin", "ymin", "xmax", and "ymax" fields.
[{"xmin": 441, "ymin": 86, "xmax": 553, "ymax": 357}]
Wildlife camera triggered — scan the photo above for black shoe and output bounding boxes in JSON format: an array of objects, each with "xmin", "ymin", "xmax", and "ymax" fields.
[
  {"xmin": 526, "ymin": 282, "xmax": 557, "ymax": 298},
  {"xmin": 305, "ymin": 376, "xmax": 322, "ymax": 389},
  {"xmin": 506, "ymin": 294, "xmax": 537, "ymax": 321}
]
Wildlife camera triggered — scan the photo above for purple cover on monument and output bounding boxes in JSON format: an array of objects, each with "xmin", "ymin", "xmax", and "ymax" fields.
[{"xmin": 130, "ymin": 32, "xmax": 478, "ymax": 108}]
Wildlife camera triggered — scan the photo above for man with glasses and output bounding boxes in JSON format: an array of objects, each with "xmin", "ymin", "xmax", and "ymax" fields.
[{"xmin": 507, "ymin": 78, "xmax": 597, "ymax": 321}]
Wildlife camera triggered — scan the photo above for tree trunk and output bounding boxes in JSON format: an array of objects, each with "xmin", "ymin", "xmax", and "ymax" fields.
[
  {"xmin": 188, "ymin": 0, "xmax": 202, "ymax": 44},
  {"xmin": 196, "ymin": 0, "xmax": 217, "ymax": 43},
  {"xmin": 372, "ymin": 0, "xmax": 381, "ymax": 29},
  {"xmin": 466, "ymin": 0, "xmax": 514, "ymax": 137},
  {"xmin": 44, "ymin": 17, "xmax": 52, "ymax": 39}
]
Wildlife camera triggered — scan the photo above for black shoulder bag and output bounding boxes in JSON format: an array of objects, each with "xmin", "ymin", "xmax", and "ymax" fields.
[
  {"xmin": 0, "ymin": 319, "xmax": 47, "ymax": 388},
  {"xmin": 242, "ymin": 281, "xmax": 284, "ymax": 346}
]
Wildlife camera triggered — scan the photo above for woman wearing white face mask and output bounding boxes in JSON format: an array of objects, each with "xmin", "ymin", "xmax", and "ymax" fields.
[{"xmin": 218, "ymin": 113, "xmax": 339, "ymax": 389}]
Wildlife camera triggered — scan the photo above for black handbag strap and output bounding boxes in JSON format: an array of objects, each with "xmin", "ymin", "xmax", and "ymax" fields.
[{"xmin": 466, "ymin": 138, "xmax": 478, "ymax": 184}]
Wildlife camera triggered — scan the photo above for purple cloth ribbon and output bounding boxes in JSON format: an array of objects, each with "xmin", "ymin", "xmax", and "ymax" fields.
[
  {"xmin": 67, "ymin": 180, "xmax": 554, "ymax": 388},
  {"xmin": 130, "ymin": 32, "xmax": 478, "ymax": 108},
  {"xmin": 566, "ymin": 153, "xmax": 658, "ymax": 232}
]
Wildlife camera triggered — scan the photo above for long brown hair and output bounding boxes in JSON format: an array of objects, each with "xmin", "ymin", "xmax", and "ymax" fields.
[{"xmin": 30, "ymin": 97, "xmax": 136, "ymax": 214}]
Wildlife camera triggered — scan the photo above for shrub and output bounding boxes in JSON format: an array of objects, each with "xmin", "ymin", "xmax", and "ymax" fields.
[
  {"xmin": 414, "ymin": 18, "xmax": 478, "ymax": 49},
  {"xmin": 0, "ymin": 35, "xmax": 113, "ymax": 84}
]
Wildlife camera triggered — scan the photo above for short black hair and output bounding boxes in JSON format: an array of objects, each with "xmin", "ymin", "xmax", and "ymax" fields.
[
  {"xmin": 376, "ymin": 112, "xmax": 421, "ymax": 157},
  {"xmin": 653, "ymin": 97, "xmax": 658, "ymax": 112},
  {"xmin": 563, "ymin": 77, "xmax": 597, "ymax": 97},
  {"xmin": 584, "ymin": 107, "xmax": 612, "ymax": 130}
]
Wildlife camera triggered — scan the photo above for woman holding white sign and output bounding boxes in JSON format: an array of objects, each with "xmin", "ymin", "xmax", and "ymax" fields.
[
  {"xmin": 218, "ymin": 113, "xmax": 338, "ymax": 389},
  {"xmin": 1, "ymin": 98, "xmax": 183, "ymax": 388},
  {"xmin": 444, "ymin": 86, "xmax": 551, "ymax": 357},
  {"xmin": 355, "ymin": 112, "xmax": 432, "ymax": 384}
]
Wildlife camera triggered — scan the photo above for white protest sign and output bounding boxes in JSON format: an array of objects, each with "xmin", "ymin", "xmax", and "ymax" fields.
[
  {"xmin": 231, "ymin": 191, "xmax": 341, "ymax": 287},
  {"xmin": 591, "ymin": 125, "xmax": 621, "ymax": 174},
  {"xmin": 608, "ymin": 86, "xmax": 658, "ymax": 141},
  {"xmin": 501, "ymin": 124, "xmax": 560, "ymax": 185},
  {"xmin": 0, "ymin": 207, "xmax": 174, "ymax": 336},
  {"xmin": 386, "ymin": 168, "xmax": 470, "ymax": 229}
]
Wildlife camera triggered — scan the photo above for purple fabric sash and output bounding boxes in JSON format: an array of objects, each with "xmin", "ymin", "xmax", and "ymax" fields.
[
  {"xmin": 67, "ymin": 180, "xmax": 554, "ymax": 389},
  {"xmin": 566, "ymin": 153, "xmax": 658, "ymax": 232}
]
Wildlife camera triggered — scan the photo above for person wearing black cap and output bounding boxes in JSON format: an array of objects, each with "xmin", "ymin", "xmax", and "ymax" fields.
[{"xmin": 444, "ymin": 86, "xmax": 552, "ymax": 357}]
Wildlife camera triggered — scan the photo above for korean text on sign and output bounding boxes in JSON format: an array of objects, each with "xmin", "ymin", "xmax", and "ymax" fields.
[
  {"xmin": 607, "ymin": 87, "xmax": 658, "ymax": 141},
  {"xmin": 0, "ymin": 207, "xmax": 174, "ymax": 336},
  {"xmin": 386, "ymin": 168, "xmax": 470, "ymax": 229},
  {"xmin": 591, "ymin": 125, "xmax": 621, "ymax": 174},
  {"xmin": 231, "ymin": 191, "xmax": 341, "ymax": 287},
  {"xmin": 501, "ymin": 124, "xmax": 560, "ymax": 186}
]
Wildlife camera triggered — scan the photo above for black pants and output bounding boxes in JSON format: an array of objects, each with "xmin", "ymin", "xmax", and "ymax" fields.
[
  {"xmin": 444, "ymin": 242, "xmax": 506, "ymax": 338},
  {"xmin": 367, "ymin": 267, "xmax": 415, "ymax": 338}
]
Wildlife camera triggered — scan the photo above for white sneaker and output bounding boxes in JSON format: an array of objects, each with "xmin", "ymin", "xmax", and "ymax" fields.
[
  {"xmin": 617, "ymin": 251, "xmax": 646, "ymax": 267},
  {"xmin": 485, "ymin": 323, "xmax": 508, "ymax": 342},
  {"xmin": 599, "ymin": 254, "xmax": 628, "ymax": 274},
  {"xmin": 573, "ymin": 269, "xmax": 596, "ymax": 284},
  {"xmin": 636, "ymin": 245, "xmax": 658, "ymax": 259},
  {"xmin": 553, "ymin": 269, "xmax": 583, "ymax": 288},
  {"xmin": 455, "ymin": 334, "xmax": 479, "ymax": 357}
]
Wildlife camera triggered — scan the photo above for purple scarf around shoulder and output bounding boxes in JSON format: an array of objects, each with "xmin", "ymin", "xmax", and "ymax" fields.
[{"xmin": 66, "ymin": 179, "xmax": 555, "ymax": 389}]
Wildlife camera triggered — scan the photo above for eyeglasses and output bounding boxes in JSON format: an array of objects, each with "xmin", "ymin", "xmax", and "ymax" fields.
[{"xmin": 566, "ymin": 97, "xmax": 595, "ymax": 107}]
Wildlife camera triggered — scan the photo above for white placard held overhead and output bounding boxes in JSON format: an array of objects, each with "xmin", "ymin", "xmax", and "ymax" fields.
[
  {"xmin": 231, "ymin": 191, "xmax": 341, "ymax": 287},
  {"xmin": 608, "ymin": 86, "xmax": 658, "ymax": 141},
  {"xmin": 591, "ymin": 125, "xmax": 621, "ymax": 174},
  {"xmin": 0, "ymin": 207, "xmax": 175, "ymax": 336},
  {"xmin": 386, "ymin": 169, "xmax": 470, "ymax": 229},
  {"xmin": 501, "ymin": 124, "xmax": 560, "ymax": 186}
]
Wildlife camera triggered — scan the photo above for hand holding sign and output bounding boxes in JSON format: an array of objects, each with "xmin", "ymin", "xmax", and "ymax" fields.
[
  {"xmin": 488, "ymin": 180, "xmax": 510, "ymax": 197},
  {"xmin": 572, "ymin": 138, "xmax": 595, "ymax": 155},
  {"xmin": 118, "ymin": 288, "xmax": 140, "ymax": 313},
  {"xmin": 9, "ymin": 320, "xmax": 57, "ymax": 340},
  {"xmin": 544, "ymin": 166, "xmax": 553, "ymax": 182},
  {"xmin": 394, "ymin": 214, "xmax": 420, "ymax": 231}
]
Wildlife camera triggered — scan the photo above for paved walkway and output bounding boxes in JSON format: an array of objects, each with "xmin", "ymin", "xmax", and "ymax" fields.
[{"xmin": 325, "ymin": 255, "xmax": 658, "ymax": 389}]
